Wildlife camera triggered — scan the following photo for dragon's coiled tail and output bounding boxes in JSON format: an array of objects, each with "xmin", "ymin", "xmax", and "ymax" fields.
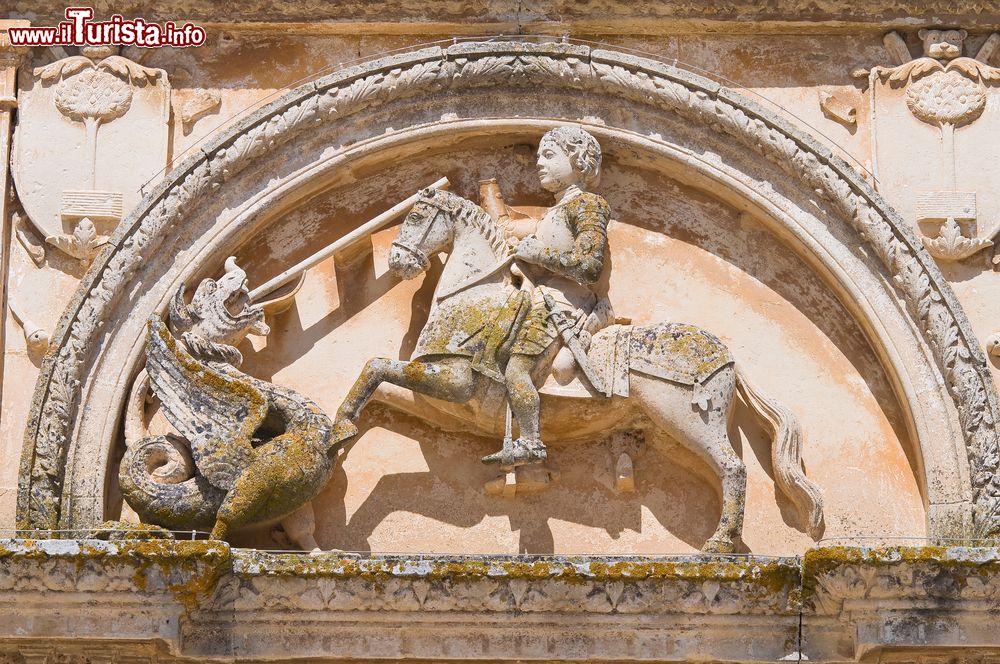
[{"xmin": 119, "ymin": 435, "xmax": 225, "ymax": 531}]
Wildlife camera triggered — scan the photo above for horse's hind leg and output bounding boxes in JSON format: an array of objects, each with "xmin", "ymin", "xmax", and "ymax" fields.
[
  {"xmin": 700, "ymin": 431, "xmax": 747, "ymax": 554},
  {"xmin": 336, "ymin": 356, "xmax": 475, "ymax": 422},
  {"xmin": 631, "ymin": 368, "xmax": 746, "ymax": 554}
]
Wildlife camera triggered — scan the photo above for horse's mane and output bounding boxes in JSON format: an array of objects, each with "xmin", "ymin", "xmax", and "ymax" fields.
[{"xmin": 431, "ymin": 189, "xmax": 511, "ymax": 260}]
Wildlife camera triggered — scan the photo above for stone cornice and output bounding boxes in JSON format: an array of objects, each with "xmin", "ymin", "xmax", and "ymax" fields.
[
  {"xmin": 5, "ymin": 2, "xmax": 1000, "ymax": 33},
  {"xmin": 1, "ymin": 540, "xmax": 1000, "ymax": 661}
]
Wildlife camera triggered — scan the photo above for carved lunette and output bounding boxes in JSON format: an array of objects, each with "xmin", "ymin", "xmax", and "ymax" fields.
[{"xmin": 17, "ymin": 42, "xmax": 1000, "ymax": 538}]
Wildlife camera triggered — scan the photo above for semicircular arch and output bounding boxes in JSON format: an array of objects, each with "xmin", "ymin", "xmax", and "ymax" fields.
[{"xmin": 17, "ymin": 41, "xmax": 1000, "ymax": 541}]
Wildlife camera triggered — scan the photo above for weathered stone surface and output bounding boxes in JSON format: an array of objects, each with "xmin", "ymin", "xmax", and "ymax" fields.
[
  {"xmin": 0, "ymin": 541, "xmax": 999, "ymax": 661},
  {"xmin": 11, "ymin": 2, "xmax": 1000, "ymax": 30},
  {"xmin": 12, "ymin": 41, "xmax": 994, "ymax": 552},
  {"xmin": 7, "ymin": 8, "xmax": 1000, "ymax": 662}
]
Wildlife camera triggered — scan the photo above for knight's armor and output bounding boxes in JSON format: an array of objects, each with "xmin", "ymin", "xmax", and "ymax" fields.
[{"xmin": 510, "ymin": 189, "xmax": 614, "ymax": 362}]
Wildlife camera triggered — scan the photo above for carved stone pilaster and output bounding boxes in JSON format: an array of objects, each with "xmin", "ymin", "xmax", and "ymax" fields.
[
  {"xmin": 0, "ymin": 21, "xmax": 30, "ymax": 421},
  {"xmin": 0, "ymin": 22, "xmax": 29, "ymax": 110}
]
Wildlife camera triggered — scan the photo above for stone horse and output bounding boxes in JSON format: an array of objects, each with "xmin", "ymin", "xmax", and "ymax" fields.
[{"xmin": 336, "ymin": 188, "xmax": 824, "ymax": 552}]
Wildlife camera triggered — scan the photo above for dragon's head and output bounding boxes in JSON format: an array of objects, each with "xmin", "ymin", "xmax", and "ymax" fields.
[{"xmin": 169, "ymin": 256, "xmax": 269, "ymax": 366}]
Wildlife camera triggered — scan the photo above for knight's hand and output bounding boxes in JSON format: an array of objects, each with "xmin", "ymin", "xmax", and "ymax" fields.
[{"xmin": 514, "ymin": 237, "xmax": 544, "ymax": 264}]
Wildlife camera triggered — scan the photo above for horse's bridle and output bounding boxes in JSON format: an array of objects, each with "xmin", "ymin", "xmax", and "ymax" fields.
[{"xmin": 390, "ymin": 195, "xmax": 449, "ymax": 272}]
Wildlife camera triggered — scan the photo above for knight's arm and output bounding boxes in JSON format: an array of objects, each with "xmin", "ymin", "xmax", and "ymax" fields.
[
  {"xmin": 502, "ymin": 217, "xmax": 539, "ymax": 240},
  {"xmin": 531, "ymin": 194, "xmax": 610, "ymax": 284}
]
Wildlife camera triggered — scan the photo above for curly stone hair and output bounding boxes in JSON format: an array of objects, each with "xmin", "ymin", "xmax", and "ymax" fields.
[{"xmin": 539, "ymin": 126, "xmax": 602, "ymax": 188}]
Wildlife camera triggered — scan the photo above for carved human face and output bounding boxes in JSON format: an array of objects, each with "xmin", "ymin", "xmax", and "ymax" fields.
[{"xmin": 536, "ymin": 140, "xmax": 582, "ymax": 193}]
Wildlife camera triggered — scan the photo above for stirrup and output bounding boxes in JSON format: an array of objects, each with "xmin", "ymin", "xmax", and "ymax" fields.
[{"xmin": 481, "ymin": 437, "xmax": 547, "ymax": 470}]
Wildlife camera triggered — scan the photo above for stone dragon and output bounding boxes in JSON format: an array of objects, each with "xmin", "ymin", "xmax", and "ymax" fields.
[{"xmin": 119, "ymin": 258, "xmax": 353, "ymax": 544}]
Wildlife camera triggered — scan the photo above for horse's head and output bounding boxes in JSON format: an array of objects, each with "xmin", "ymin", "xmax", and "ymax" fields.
[{"xmin": 389, "ymin": 188, "xmax": 456, "ymax": 280}]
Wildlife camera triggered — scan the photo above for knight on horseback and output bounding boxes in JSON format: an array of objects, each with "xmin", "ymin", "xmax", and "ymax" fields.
[
  {"xmin": 480, "ymin": 126, "xmax": 616, "ymax": 468},
  {"xmin": 332, "ymin": 125, "xmax": 824, "ymax": 551}
]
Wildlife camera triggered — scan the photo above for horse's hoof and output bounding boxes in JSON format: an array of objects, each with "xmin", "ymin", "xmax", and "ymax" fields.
[
  {"xmin": 481, "ymin": 438, "xmax": 547, "ymax": 469},
  {"xmin": 701, "ymin": 537, "xmax": 735, "ymax": 554}
]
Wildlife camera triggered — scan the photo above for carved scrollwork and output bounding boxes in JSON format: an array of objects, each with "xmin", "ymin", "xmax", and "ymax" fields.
[{"xmin": 19, "ymin": 42, "xmax": 1000, "ymax": 539}]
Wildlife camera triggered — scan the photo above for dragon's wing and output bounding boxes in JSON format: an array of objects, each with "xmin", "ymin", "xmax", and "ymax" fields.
[{"xmin": 145, "ymin": 317, "xmax": 264, "ymax": 491}]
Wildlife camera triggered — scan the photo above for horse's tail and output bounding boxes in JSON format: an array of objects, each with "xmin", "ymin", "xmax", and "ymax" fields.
[
  {"xmin": 735, "ymin": 367, "xmax": 824, "ymax": 540},
  {"xmin": 119, "ymin": 435, "xmax": 225, "ymax": 532}
]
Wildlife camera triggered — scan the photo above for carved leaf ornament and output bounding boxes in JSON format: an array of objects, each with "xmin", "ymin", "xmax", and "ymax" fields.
[
  {"xmin": 36, "ymin": 54, "xmax": 161, "ymax": 125},
  {"xmin": 18, "ymin": 43, "xmax": 1000, "ymax": 539},
  {"xmin": 881, "ymin": 57, "xmax": 1000, "ymax": 128},
  {"xmin": 53, "ymin": 67, "xmax": 132, "ymax": 123}
]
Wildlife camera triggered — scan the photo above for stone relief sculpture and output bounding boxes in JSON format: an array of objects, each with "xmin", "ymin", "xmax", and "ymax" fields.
[
  {"xmin": 872, "ymin": 29, "xmax": 1000, "ymax": 261},
  {"xmin": 332, "ymin": 126, "xmax": 824, "ymax": 553},
  {"xmin": 119, "ymin": 258, "xmax": 350, "ymax": 549},
  {"xmin": 29, "ymin": 42, "xmax": 999, "ymax": 545},
  {"xmin": 11, "ymin": 45, "xmax": 170, "ymax": 266}
]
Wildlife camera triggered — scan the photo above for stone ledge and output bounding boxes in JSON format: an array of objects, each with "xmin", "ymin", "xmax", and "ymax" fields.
[
  {"xmin": 9, "ymin": 2, "xmax": 1000, "ymax": 32},
  {"xmin": 1, "ymin": 541, "xmax": 1000, "ymax": 660}
]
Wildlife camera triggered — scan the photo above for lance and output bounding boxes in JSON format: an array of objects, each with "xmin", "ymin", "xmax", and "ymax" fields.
[{"xmin": 249, "ymin": 176, "xmax": 450, "ymax": 302}]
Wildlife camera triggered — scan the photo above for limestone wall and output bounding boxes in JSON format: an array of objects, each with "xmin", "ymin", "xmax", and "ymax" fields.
[{"xmin": 3, "ymin": 2, "xmax": 1000, "ymax": 558}]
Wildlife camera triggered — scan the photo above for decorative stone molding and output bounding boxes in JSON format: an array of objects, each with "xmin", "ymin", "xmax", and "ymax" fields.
[
  {"xmin": 2, "ymin": 540, "xmax": 1000, "ymax": 661},
  {"xmin": 817, "ymin": 89, "xmax": 857, "ymax": 127},
  {"xmin": 803, "ymin": 546, "xmax": 1000, "ymax": 660},
  {"xmin": 17, "ymin": 42, "xmax": 1000, "ymax": 540},
  {"xmin": 13, "ymin": 2, "xmax": 1000, "ymax": 29},
  {"xmin": 179, "ymin": 89, "xmax": 221, "ymax": 130}
]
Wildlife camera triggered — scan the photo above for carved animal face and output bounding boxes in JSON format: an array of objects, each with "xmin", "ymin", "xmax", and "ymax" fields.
[
  {"xmin": 389, "ymin": 190, "xmax": 452, "ymax": 279},
  {"xmin": 919, "ymin": 28, "xmax": 966, "ymax": 60},
  {"xmin": 186, "ymin": 257, "xmax": 269, "ymax": 347},
  {"xmin": 215, "ymin": 259, "xmax": 251, "ymax": 305}
]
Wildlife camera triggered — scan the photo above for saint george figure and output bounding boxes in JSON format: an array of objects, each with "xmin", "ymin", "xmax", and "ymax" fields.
[{"xmin": 481, "ymin": 126, "xmax": 614, "ymax": 467}]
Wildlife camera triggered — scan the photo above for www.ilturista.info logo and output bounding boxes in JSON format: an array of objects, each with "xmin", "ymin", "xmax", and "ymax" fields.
[{"xmin": 8, "ymin": 7, "xmax": 206, "ymax": 48}]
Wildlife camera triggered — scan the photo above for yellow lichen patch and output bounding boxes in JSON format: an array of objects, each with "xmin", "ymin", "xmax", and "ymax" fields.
[
  {"xmin": 629, "ymin": 323, "xmax": 734, "ymax": 384},
  {"xmin": 231, "ymin": 550, "xmax": 797, "ymax": 601},
  {"xmin": 0, "ymin": 539, "xmax": 231, "ymax": 612},
  {"xmin": 118, "ymin": 540, "xmax": 231, "ymax": 609},
  {"xmin": 801, "ymin": 546, "xmax": 1000, "ymax": 604}
]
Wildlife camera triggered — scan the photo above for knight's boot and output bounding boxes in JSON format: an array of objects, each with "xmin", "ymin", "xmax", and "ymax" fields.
[{"xmin": 481, "ymin": 437, "xmax": 547, "ymax": 469}]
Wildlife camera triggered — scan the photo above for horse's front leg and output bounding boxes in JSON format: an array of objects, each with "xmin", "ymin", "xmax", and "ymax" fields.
[{"xmin": 336, "ymin": 356, "xmax": 475, "ymax": 423}]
